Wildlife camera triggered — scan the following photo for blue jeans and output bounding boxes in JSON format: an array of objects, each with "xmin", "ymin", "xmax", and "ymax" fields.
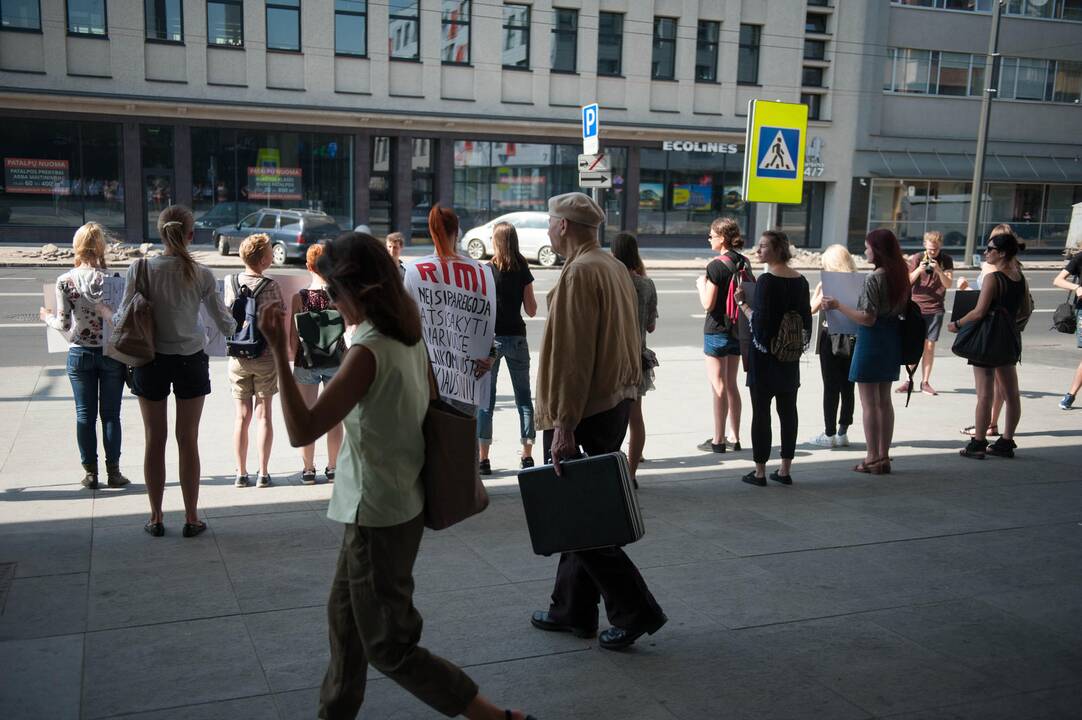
[
  {"xmin": 66, "ymin": 346, "xmax": 126, "ymax": 467},
  {"xmin": 477, "ymin": 335, "xmax": 535, "ymax": 445}
]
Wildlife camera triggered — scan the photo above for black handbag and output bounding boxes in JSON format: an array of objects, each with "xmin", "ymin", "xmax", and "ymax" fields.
[
  {"xmin": 828, "ymin": 333, "xmax": 855, "ymax": 358},
  {"xmin": 1052, "ymin": 290, "xmax": 1077, "ymax": 335},
  {"xmin": 951, "ymin": 305, "xmax": 1020, "ymax": 367}
]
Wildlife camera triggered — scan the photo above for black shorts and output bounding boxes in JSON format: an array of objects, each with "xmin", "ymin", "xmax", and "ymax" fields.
[{"xmin": 131, "ymin": 352, "xmax": 211, "ymax": 401}]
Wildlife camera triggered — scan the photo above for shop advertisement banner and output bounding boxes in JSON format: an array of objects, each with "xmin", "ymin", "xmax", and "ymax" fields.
[
  {"xmin": 5, "ymin": 158, "xmax": 71, "ymax": 195},
  {"xmin": 247, "ymin": 167, "xmax": 302, "ymax": 201},
  {"xmin": 403, "ymin": 256, "xmax": 496, "ymax": 408},
  {"xmin": 639, "ymin": 182, "xmax": 664, "ymax": 210},
  {"xmin": 821, "ymin": 271, "xmax": 866, "ymax": 336}
]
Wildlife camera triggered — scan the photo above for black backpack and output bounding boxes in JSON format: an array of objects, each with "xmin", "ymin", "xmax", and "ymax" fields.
[
  {"xmin": 898, "ymin": 298, "xmax": 925, "ymax": 407},
  {"xmin": 1052, "ymin": 273, "xmax": 1078, "ymax": 334},
  {"xmin": 226, "ymin": 275, "xmax": 271, "ymax": 359}
]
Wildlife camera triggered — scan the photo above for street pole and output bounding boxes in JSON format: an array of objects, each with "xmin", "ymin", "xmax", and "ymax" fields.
[{"xmin": 964, "ymin": 0, "xmax": 1003, "ymax": 267}]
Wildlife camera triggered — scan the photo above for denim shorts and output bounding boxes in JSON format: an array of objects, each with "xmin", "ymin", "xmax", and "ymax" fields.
[
  {"xmin": 704, "ymin": 332, "xmax": 741, "ymax": 358},
  {"xmin": 130, "ymin": 352, "xmax": 211, "ymax": 401},
  {"xmin": 294, "ymin": 363, "xmax": 340, "ymax": 386}
]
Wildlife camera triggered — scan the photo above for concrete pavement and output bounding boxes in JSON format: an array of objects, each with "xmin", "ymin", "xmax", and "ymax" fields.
[{"xmin": 1, "ymin": 316, "xmax": 1081, "ymax": 717}]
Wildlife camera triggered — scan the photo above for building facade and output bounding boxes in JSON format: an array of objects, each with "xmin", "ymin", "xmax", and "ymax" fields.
[{"xmin": 0, "ymin": 0, "xmax": 1079, "ymax": 250}]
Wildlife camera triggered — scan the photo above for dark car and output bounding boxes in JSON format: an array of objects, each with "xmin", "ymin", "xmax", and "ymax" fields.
[
  {"xmin": 193, "ymin": 202, "xmax": 262, "ymax": 244},
  {"xmin": 214, "ymin": 209, "xmax": 342, "ymax": 265}
]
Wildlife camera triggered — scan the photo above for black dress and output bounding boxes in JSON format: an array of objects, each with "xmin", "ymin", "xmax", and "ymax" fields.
[{"xmin": 970, "ymin": 271, "xmax": 1025, "ymax": 368}]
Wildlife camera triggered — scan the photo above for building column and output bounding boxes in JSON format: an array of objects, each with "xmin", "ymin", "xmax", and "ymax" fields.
[
  {"xmin": 122, "ymin": 122, "xmax": 143, "ymax": 243},
  {"xmin": 436, "ymin": 138, "xmax": 454, "ymax": 208},
  {"xmin": 624, "ymin": 145, "xmax": 640, "ymax": 235},
  {"xmin": 174, "ymin": 125, "xmax": 192, "ymax": 211},
  {"xmin": 394, "ymin": 136, "xmax": 413, "ymax": 240},
  {"xmin": 353, "ymin": 132, "xmax": 370, "ymax": 228}
]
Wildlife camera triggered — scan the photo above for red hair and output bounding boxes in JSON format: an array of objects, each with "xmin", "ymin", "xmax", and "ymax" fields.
[
  {"xmin": 428, "ymin": 204, "xmax": 459, "ymax": 260},
  {"xmin": 866, "ymin": 228, "xmax": 908, "ymax": 310}
]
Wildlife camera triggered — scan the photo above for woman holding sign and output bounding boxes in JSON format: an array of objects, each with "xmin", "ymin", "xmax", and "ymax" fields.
[
  {"xmin": 821, "ymin": 229, "xmax": 908, "ymax": 475},
  {"xmin": 403, "ymin": 205, "xmax": 496, "ymax": 417},
  {"xmin": 40, "ymin": 222, "xmax": 130, "ymax": 491}
]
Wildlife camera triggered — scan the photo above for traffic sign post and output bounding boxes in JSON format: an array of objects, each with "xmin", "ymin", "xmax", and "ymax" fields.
[
  {"xmin": 582, "ymin": 103, "xmax": 599, "ymax": 155},
  {"xmin": 741, "ymin": 99, "xmax": 808, "ymax": 206}
]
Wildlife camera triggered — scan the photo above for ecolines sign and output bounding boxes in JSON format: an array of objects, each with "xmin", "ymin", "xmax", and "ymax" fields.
[{"xmin": 662, "ymin": 141, "xmax": 741, "ymax": 154}]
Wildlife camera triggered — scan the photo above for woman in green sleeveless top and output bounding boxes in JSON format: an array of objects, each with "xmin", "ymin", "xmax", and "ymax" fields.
[{"xmin": 259, "ymin": 233, "xmax": 537, "ymax": 720}]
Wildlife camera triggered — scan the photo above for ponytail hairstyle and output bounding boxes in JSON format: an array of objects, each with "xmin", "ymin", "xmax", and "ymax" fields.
[
  {"xmin": 866, "ymin": 228, "xmax": 908, "ymax": 310},
  {"xmin": 317, "ymin": 232, "xmax": 422, "ymax": 346},
  {"xmin": 611, "ymin": 231, "xmax": 646, "ymax": 276},
  {"xmin": 157, "ymin": 205, "xmax": 197, "ymax": 285},
  {"xmin": 710, "ymin": 216, "xmax": 744, "ymax": 250},
  {"xmin": 428, "ymin": 204, "xmax": 460, "ymax": 260},
  {"xmin": 72, "ymin": 222, "xmax": 108, "ymax": 268},
  {"xmin": 491, "ymin": 222, "xmax": 526, "ymax": 273}
]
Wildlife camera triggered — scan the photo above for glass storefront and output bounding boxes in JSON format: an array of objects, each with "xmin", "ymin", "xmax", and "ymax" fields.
[
  {"xmin": 191, "ymin": 127, "xmax": 352, "ymax": 233},
  {"xmin": 638, "ymin": 146, "xmax": 748, "ymax": 236},
  {"xmin": 453, "ymin": 141, "xmax": 626, "ymax": 239},
  {"xmin": 0, "ymin": 118, "xmax": 124, "ymax": 230},
  {"xmin": 411, "ymin": 138, "xmax": 435, "ymax": 240},
  {"xmin": 369, "ymin": 136, "xmax": 393, "ymax": 236},
  {"xmin": 141, "ymin": 125, "xmax": 174, "ymax": 240},
  {"xmin": 863, "ymin": 177, "xmax": 1082, "ymax": 248}
]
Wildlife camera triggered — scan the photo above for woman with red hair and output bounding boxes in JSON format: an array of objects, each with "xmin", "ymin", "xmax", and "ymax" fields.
[{"xmin": 822, "ymin": 229, "xmax": 909, "ymax": 474}]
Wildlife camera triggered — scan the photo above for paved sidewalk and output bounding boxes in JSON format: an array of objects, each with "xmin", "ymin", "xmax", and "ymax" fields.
[{"xmin": 1, "ymin": 347, "xmax": 1080, "ymax": 719}]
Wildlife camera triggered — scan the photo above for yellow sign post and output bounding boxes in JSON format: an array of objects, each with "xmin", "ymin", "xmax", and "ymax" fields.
[{"xmin": 741, "ymin": 99, "xmax": 808, "ymax": 205}]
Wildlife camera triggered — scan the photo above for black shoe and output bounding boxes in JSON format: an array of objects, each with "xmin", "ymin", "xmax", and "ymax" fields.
[
  {"xmin": 727, "ymin": 439, "xmax": 742, "ymax": 452},
  {"xmin": 697, "ymin": 439, "xmax": 725, "ymax": 453},
  {"xmin": 598, "ymin": 614, "xmax": 668, "ymax": 651},
  {"xmin": 144, "ymin": 521, "xmax": 164, "ymax": 537},
  {"xmin": 479, "ymin": 459, "xmax": 493, "ymax": 476},
  {"xmin": 770, "ymin": 470, "xmax": 793, "ymax": 485},
  {"xmin": 530, "ymin": 611, "xmax": 596, "ymax": 638},
  {"xmin": 81, "ymin": 472, "xmax": 99, "ymax": 490},
  {"xmin": 960, "ymin": 438, "xmax": 988, "ymax": 459},
  {"xmin": 257, "ymin": 474, "xmax": 272, "ymax": 488},
  {"xmin": 182, "ymin": 521, "xmax": 207, "ymax": 538},
  {"xmin": 520, "ymin": 456, "xmax": 535, "ymax": 469},
  {"xmin": 301, "ymin": 468, "xmax": 317, "ymax": 485},
  {"xmin": 741, "ymin": 471, "xmax": 766, "ymax": 487},
  {"xmin": 325, "ymin": 466, "xmax": 336, "ymax": 483},
  {"xmin": 234, "ymin": 473, "xmax": 250, "ymax": 488},
  {"xmin": 986, "ymin": 437, "xmax": 1016, "ymax": 458}
]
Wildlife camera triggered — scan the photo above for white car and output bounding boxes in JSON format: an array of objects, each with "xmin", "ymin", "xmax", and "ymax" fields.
[{"xmin": 459, "ymin": 212, "xmax": 562, "ymax": 267}]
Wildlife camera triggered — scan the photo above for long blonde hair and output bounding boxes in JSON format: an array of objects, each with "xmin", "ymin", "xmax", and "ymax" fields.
[
  {"xmin": 821, "ymin": 244, "xmax": 857, "ymax": 273},
  {"xmin": 73, "ymin": 222, "xmax": 108, "ymax": 268},
  {"xmin": 157, "ymin": 205, "xmax": 197, "ymax": 284}
]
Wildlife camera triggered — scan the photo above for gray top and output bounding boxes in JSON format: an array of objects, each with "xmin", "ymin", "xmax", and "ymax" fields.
[{"xmin": 858, "ymin": 269, "xmax": 908, "ymax": 318}]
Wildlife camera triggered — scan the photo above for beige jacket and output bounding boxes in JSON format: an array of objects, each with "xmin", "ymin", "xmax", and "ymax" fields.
[{"xmin": 535, "ymin": 244, "xmax": 642, "ymax": 431}]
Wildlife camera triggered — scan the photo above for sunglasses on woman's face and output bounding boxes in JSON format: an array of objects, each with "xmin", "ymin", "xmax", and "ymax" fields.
[{"xmin": 985, "ymin": 246, "xmax": 999, "ymax": 253}]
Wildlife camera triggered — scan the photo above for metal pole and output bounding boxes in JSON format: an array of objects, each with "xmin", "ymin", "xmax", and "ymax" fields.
[{"xmin": 964, "ymin": 0, "xmax": 1003, "ymax": 267}]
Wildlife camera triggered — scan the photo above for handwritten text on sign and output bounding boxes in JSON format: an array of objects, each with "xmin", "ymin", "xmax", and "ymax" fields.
[{"xmin": 405, "ymin": 257, "xmax": 496, "ymax": 407}]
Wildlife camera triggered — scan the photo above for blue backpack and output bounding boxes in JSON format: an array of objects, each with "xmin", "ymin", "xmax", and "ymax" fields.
[{"xmin": 226, "ymin": 275, "xmax": 271, "ymax": 359}]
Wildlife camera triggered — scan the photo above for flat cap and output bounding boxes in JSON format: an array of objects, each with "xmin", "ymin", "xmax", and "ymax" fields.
[{"xmin": 548, "ymin": 192, "xmax": 606, "ymax": 228}]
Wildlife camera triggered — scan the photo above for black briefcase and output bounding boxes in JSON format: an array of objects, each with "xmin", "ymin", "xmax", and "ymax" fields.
[{"xmin": 517, "ymin": 452, "xmax": 645, "ymax": 556}]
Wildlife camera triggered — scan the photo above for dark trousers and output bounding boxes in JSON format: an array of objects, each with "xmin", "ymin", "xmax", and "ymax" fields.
[
  {"xmin": 541, "ymin": 400, "xmax": 666, "ymax": 631},
  {"xmin": 318, "ymin": 515, "xmax": 478, "ymax": 719},
  {"xmin": 819, "ymin": 340, "xmax": 855, "ymax": 437},
  {"xmin": 750, "ymin": 384, "xmax": 799, "ymax": 465}
]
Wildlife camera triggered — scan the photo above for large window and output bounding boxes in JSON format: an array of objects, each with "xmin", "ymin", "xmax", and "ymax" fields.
[
  {"xmin": 141, "ymin": 125, "xmax": 174, "ymax": 240},
  {"xmin": 695, "ymin": 21, "xmax": 719, "ymax": 82},
  {"xmin": 803, "ymin": 66, "xmax": 824, "ymax": 87},
  {"xmin": 441, "ymin": 1, "xmax": 470, "ymax": 64},
  {"xmin": 145, "ymin": 0, "xmax": 182, "ymax": 42},
  {"xmin": 411, "ymin": 138, "xmax": 435, "ymax": 240},
  {"xmin": 804, "ymin": 39, "xmax": 826, "ymax": 61},
  {"xmin": 1, "ymin": 118, "xmax": 124, "ymax": 229},
  {"xmin": 266, "ymin": 0, "xmax": 300, "ymax": 51},
  {"xmin": 2, "ymin": 0, "xmax": 41, "ymax": 30},
  {"xmin": 651, "ymin": 17, "xmax": 677, "ymax": 80},
  {"xmin": 597, "ymin": 12, "xmax": 623, "ymax": 76},
  {"xmin": 777, "ymin": 182, "xmax": 825, "ymax": 248},
  {"xmin": 802, "ymin": 93, "xmax": 823, "ymax": 120},
  {"xmin": 67, "ymin": 0, "xmax": 106, "ymax": 35},
  {"xmin": 805, "ymin": 12, "xmax": 827, "ymax": 33},
  {"xmin": 334, "ymin": 0, "xmax": 366, "ymax": 56},
  {"xmin": 737, "ymin": 24, "xmax": 760, "ymax": 84},
  {"xmin": 550, "ymin": 8, "xmax": 577, "ymax": 73},
  {"xmin": 892, "ymin": 0, "xmax": 1082, "ymax": 21},
  {"xmin": 502, "ymin": 4, "xmax": 529, "ymax": 69},
  {"xmin": 886, "ymin": 49, "xmax": 1082, "ymax": 103},
  {"xmin": 389, "ymin": 0, "xmax": 419, "ymax": 60},
  {"xmin": 638, "ymin": 146, "xmax": 749, "ymax": 236},
  {"xmin": 369, "ymin": 136, "xmax": 393, "ymax": 236},
  {"xmin": 207, "ymin": 0, "xmax": 243, "ymax": 46},
  {"xmin": 1052, "ymin": 60, "xmax": 1082, "ymax": 102},
  {"xmin": 190, "ymin": 128, "xmax": 352, "ymax": 232}
]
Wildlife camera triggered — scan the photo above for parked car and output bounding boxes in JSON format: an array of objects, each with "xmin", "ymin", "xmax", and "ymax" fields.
[
  {"xmin": 193, "ymin": 202, "xmax": 262, "ymax": 244},
  {"xmin": 459, "ymin": 212, "xmax": 562, "ymax": 267},
  {"xmin": 215, "ymin": 209, "xmax": 341, "ymax": 265}
]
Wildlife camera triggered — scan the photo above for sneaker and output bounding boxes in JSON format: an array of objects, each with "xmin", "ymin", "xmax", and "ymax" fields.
[
  {"xmin": 696, "ymin": 439, "xmax": 726, "ymax": 453},
  {"xmin": 234, "ymin": 474, "xmax": 250, "ymax": 488},
  {"xmin": 1061, "ymin": 393, "xmax": 1076, "ymax": 411},
  {"xmin": 301, "ymin": 468, "xmax": 317, "ymax": 485},
  {"xmin": 836, "ymin": 433, "xmax": 850, "ymax": 447},
  {"xmin": 986, "ymin": 437, "xmax": 1016, "ymax": 459},
  {"xmin": 479, "ymin": 459, "xmax": 492, "ymax": 476},
  {"xmin": 894, "ymin": 381, "xmax": 912, "ymax": 394},
  {"xmin": 921, "ymin": 382, "xmax": 938, "ymax": 396},
  {"xmin": 808, "ymin": 433, "xmax": 836, "ymax": 448},
  {"xmin": 257, "ymin": 474, "xmax": 272, "ymax": 488}
]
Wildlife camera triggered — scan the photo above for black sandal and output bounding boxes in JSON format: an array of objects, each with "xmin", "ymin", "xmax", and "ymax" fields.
[
  {"xmin": 960, "ymin": 439, "xmax": 988, "ymax": 459},
  {"xmin": 325, "ymin": 466, "xmax": 336, "ymax": 483},
  {"xmin": 520, "ymin": 456, "xmax": 535, "ymax": 469},
  {"xmin": 182, "ymin": 521, "xmax": 207, "ymax": 538},
  {"xmin": 301, "ymin": 468, "xmax": 317, "ymax": 485},
  {"xmin": 144, "ymin": 521, "xmax": 164, "ymax": 537}
]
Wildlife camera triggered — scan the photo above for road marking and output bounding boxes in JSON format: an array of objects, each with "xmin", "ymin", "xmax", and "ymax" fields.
[
  {"xmin": 691, "ymin": 314, "xmax": 705, "ymax": 318},
  {"xmin": 0, "ymin": 277, "xmax": 39, "ymax": 281},
  {"xmin": 0, "ymin": 323, "xmax": 41, "ymax": 328},
  {"xmin": 0, "ymin": 293, "xmax": 42, "ymax": 297},
  {"xmin": 526, "ymin": 316, "xmax": 547, "ymax": 322}
]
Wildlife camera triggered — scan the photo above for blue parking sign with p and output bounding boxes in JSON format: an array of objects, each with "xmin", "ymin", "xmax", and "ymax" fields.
[{"xmin": 582, "ymin": 104, "xmax": 599, "ymax": 141}]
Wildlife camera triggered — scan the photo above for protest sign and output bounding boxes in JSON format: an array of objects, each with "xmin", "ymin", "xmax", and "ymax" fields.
[
  {"xmin": 950, "ymin": 290, "xmax": 980, "ymax": 322},
  {"xmin": 403, "ymin": 256, "xmax": 496, "ymax": 407},
  {"xmin": 821, "ymin": 271, "xmax": 866, "ymax": 336}
]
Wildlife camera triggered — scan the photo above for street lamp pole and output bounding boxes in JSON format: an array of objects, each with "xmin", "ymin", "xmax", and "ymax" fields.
[{"xmin": 964, "ymin": 0, "xmax": 1004, "ymax": 266}]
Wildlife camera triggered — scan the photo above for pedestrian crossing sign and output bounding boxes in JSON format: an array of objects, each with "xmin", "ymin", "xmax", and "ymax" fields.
[{"xmin": 742, "ymin": 99, "xmax": 808, "ymax": 204}]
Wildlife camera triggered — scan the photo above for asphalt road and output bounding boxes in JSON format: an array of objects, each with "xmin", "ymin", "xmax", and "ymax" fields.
[{"xmin": 0, "ymin": 267, "xmax": 1077, "ymax": 370}]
